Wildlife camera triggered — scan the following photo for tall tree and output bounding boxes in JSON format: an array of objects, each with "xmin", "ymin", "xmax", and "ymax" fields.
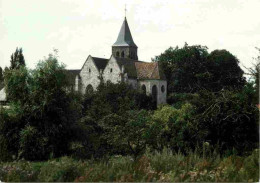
[
  {"xmin": 152, "ymin": 43, "xmax": 209, "ymax": 93},
  {"xmin": 10, "ymin": 47, "xmax": 25, "ymax": 70},
  {"xmin": 206, "ymin": 49, "xmax": 245, "ymax": 91},
  {"xmin": 2, "ymin": 52, "xmax": 82, "ymax": 160},
  {"xmin": 153, "ymin": 43, "xmax": 245, "ymax": 93}
]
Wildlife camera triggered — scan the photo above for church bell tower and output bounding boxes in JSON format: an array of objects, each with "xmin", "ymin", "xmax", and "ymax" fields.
[{"xmin": 112, "ymin": 17, "xmax": 138, "ymax": 60}]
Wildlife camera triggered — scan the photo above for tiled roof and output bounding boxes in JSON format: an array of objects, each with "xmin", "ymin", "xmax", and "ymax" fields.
[
  {"xmin": 112, "ymin": 17, "xmax": 137, "ymax": 47},
  {"xmin": 135, "ymin": 62, "xmax": 166, "ymax": 80},
  {"xmin": 114, "ymin": 57, "xmax": 166, "ymax": 80},
  {"xmin": 92, "ymin": 57, "xmax": 108, "ymax": 71}
]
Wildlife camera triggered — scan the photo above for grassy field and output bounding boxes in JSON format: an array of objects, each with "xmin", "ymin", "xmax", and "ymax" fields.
[{"xmin": 0, "ymin": 148, "xmax": 258, "ymax": 182}]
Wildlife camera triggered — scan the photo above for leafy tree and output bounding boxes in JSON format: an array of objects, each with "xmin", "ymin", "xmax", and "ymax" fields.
[
  {"xmin": 191, "ymin": 85, "xmax": 258, "ymax": 154},
  {"xmin": 1, "ymin": 52, "xmax": 82, "ymax": 160},
  {"xmin": 100, "ymin": 110, "xmax": 150, "ymax": 158},
  {"xmin": 84, "ymin": 81, "xmax": 156, "ymax": 120},
  {"xmin": 4, "ymin": 66, "xmax": 30, "ymax": 102},
  {"xmin": 76, "ymin": 81, "xmax": 155, "ymax": 159},
  {"xmin": 206, "ymin": 49, "xmax": 245, "ymax": 91},
  {"xmin": 148, "ymin": 104, "xmax": 201, "ymax": 153},
  {"xmin": 152, "ymin": 43, "xmax": 209, "ymax": 93},
  {"xmin": 153, "ymin": 43, "xmax": 245, "ymax": 93},
  {"xmin": 10, "ymin": 47, "xmax": 25, "ymax": 70}
]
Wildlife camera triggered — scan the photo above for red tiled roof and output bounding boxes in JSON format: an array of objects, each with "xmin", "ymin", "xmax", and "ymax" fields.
[{"xmin": 135, "ymin": 62, "xmax": 165, "ymax": 80}]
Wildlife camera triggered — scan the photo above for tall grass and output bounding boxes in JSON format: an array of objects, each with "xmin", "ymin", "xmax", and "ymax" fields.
[{"xmin": 0, "ymin": 148, "xmax": 258, "ymax": 182}]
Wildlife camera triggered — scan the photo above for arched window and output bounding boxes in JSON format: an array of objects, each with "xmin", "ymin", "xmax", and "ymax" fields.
[
  {"xmin": 121, "ymin": 51, "xmax": 125, "ymax": 58},
  {"xmin": 89, "ymin": 68, "xmax": 91, "ymax": 73},
  {"xmin": 116, "ymin": 51, "xmax": 119, "ymax": 57},
  {"xmin": 141, "ymin": 84, "xmax": 146, "ymax": 94},
  {"xmin": 86, "ymin": 84, "xmax": 94, "ymax": 95},
  {"xmin": 152, "ymin": 85, "xmax": 157, "ymax": 105},
  {"xmin": 110, "ymin": 68, "xmax": 113, "ymax": 73},
  {"xmin": 161, "ymin": 85, "xmax": 165, "ymax": 93}
]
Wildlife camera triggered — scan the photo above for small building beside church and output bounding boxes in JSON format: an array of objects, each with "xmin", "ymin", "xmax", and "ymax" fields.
[{"xmin": 69, "ymin": 17, "xmax": 167, "ymax": 105}]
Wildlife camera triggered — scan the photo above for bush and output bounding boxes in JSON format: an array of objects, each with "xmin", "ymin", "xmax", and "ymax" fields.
[{"xmin": 148, "ymin": 104, "xmax": 202, "ymax": 153}]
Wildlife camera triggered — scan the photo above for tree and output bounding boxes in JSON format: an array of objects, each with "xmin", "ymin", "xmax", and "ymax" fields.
[
  {"xmin": 206, "ymin": 49, "xmax": 245, "ymax": 91},
  {"xmin": 191, "ymin": 86, "xmax": 258, "ymax": 154},
  {"xmin": 4, "ymin": 66, "xmax": 29, "ymax": 102},
  {"xmin": 10, "ymin": 47, "xmax": 25, "ymax": 70},
  {"xmin": 1, "ymin": 52, "xmax": 82, "ymax": 160},
  {"xmin": 152, "ymin": 43, "xmax": 209, "ymax": 93},
  {"xmin": 153, "ymin": 43, "xmax": 245, "ymax": 94},
  {"xmin": 83, "ymin": 81, "xmax": 156, "ymax": 120},
  {"xmin": 100, "ymin": 110, "xmax": 150, "ymax": 158}
]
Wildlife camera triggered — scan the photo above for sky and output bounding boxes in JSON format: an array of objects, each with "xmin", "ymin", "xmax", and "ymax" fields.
[{"xmin": 0, "ymin": 0, "xmax": 260, "ymax": 71}]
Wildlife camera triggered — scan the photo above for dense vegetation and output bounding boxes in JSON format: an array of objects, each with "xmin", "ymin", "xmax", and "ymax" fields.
[
  {"xmin": 0, "ymin": 149, "xmax": 258, "ymax": 182},
  {"xmin": 0, "ymin": 45, "xmax": 259, "ymax": 182}
]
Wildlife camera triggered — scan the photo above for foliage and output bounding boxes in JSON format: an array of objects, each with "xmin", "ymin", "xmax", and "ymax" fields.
[
  {"xmin": 10, "ymin": 47, "xmax": 25, "ymax": 70},
  {"xmin": 206, "ymin": 49, "xmax": 245, "ymax": 91},
  {"xmin": 152, "ymin": 43, "xmax": 209, "ymax": 93},
  {"xmin": 153, "ymin": 43, "xmax": 245, "ymax": 93},
  {"xmin": 191, "ymin": 85, "xmax": 259, "ymax": 154},
  {"xmin": 100, "ymin": 110, "xmax": 150, "ymax": 158},
  {"xmin": 4, "ymin": 66, "xmax": 30, "ymax": 102},
  {"xmin": 147, "ymin": 104, "xmax": 203, "ymax": 152},
  {"xmin": 83, "ymin": 81, "xmax": 155, "ymax": 119},
  {"xmin": 0, "ymin": 149, "xmax": 258, "ymax": 182},
  {"xmin": 1, "ymin": 53, "xmax": 82, "ymax": 161},
  {"xmin": 70, "ymin": 116, "xmax": 106, "ymax": 159}
]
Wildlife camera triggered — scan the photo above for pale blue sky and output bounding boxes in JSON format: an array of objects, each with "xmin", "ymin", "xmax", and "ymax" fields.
[{"xmin": 0, "ymin": 0, "xmax": 259, "ymax": 71}]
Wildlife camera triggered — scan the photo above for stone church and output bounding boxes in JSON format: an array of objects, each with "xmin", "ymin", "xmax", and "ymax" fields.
[
  {"xmin": 0, "ymin": 17, "xmax": 167, "ymax": 105},
  {"xmin": 68, "ymin": 17, "xmax": 167, "ymax": 105}
]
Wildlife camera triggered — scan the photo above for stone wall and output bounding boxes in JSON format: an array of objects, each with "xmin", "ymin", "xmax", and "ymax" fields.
[
  {"xmin": 128, "ymin": 79, "xmax": 138, "ymax": 89},
  {"xmin": 138, "ymin": 80, "xmax": 167, "ymax": 105},
  {"xmin": 79, "ymin": 56, "xmax": 101, "ymax": 94},
  {"xmin": 103, "ymin": 56, "xmax": 122, "ymax": 83}
]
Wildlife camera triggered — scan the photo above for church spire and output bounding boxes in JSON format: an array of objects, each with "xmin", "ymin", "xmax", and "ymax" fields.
[
  {"xmin": 112, "ymin": 15, "xmax": 138, "ymax": 60},
  {"xmin": 112, "ymin": 17, "xmax": 137, "ymax": 48}
]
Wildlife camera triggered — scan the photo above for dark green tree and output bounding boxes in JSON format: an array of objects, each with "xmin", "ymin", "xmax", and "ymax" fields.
[
  {"xmin": 100, "ymin": 110, "xmax": 150, "ymax": 158},
  {"xmin": 10, "ymin": 47, "xmax": 25, "ymax": 70},
  {"xmin": 1, "ymin": 52, "xmax": 82, "ymax": 160},
  {"xmin": 191, "ymin": 85, "xmax": 258, "ymax": 154},
  {"xmin": 84, "ymin": 81, "xmax": 156, "ymax": 119},
  {"xmin": 153, "ymin": 43, "xmax": 245, "ymax": 94},
  {"xmin": 152, "ymin": 43, "xmax": 209, "ymax": 93},
  {"xmin": 206, "ymin": 49, "xmax": 245, "ymax": 91}
]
